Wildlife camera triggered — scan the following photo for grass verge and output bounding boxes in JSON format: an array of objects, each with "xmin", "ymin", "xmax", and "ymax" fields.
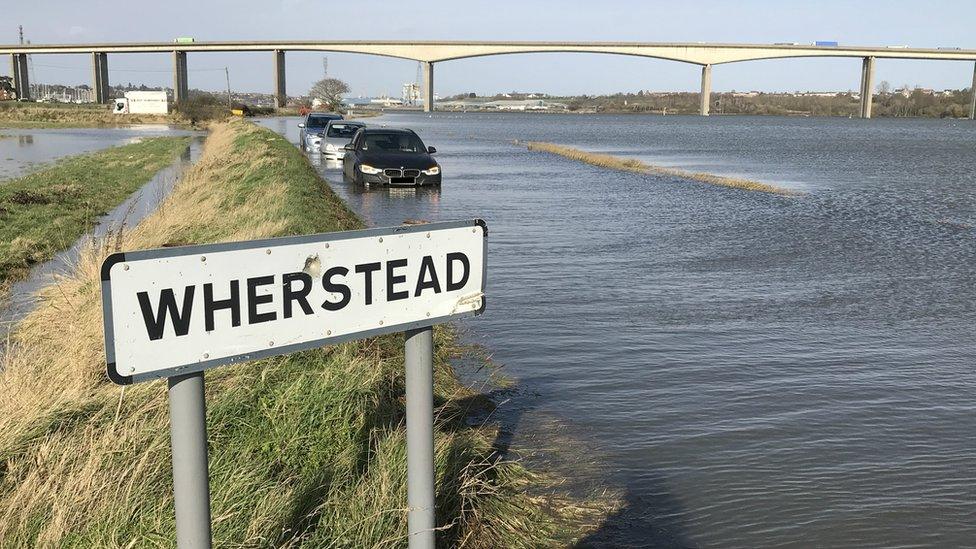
[
  {"xmin": 0, "ymin": 136, "xmax": 191, "ymax": 292},
  {"xmin": 0, "ymin": 119, "xmax": 605, "ymax": 547},
  {"xmin": 0, "ymin": 102, "xmax": 185, "ymax": 128},
  {"xmin": 522, "ymin": 140, "xmax": 798, "ymax": 195}
]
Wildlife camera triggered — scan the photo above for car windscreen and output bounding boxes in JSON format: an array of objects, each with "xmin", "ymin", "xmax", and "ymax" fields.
[
  {"xmin": 363, "ymin": 133, "xmax": 426, "ymax": 153},
  {"xmin": 326, "ymin": 124, "xmax": 363, "ymax": 138},
  {"xmin": 307, "ymin": 115, "xmax": 338, "ymax": 127}
]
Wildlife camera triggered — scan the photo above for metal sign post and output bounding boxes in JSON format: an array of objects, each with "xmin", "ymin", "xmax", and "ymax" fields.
[
  {"xmin": 168, "ymin": 372, "xmax": 213, "ymax": 549},
  {"xmin": 405, "ymin": 326, "xmax": 436, "ymax": 548},
  {"xmin": 100, "ymin": 220, "xmax": 487, "ymax": 548}
]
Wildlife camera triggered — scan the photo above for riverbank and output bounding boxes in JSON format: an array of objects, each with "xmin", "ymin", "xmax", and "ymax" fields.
[
  {"xmin": 0, "ymin": 102, "xmax": 381, "ymax": 129},
  {"xmin": 522, "ymin": 140, "xmax": 797, "ymax": 195},
  {"xmin": 0, "ymin": 119, "xmax": 604, "ymax": 546},
  {"xmin": 0, "ymin": 136, "xmax": 191, "ymax": 297},
  {"xmin": 0, "ymin": 102, "xmax": 185, "ymax": 128}
]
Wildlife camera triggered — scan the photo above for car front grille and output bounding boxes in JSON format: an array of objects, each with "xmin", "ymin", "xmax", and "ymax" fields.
[{"xmin": 383, "ymin": 168, "xmax": 422, "ymax": 178}]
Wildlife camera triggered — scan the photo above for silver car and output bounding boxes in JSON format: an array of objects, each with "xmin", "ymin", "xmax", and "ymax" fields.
[{"xmin": 319, "ymin": 120, "xmax": 366, "ymax": 159}]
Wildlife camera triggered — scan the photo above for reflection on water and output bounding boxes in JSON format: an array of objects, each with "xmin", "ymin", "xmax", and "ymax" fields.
[
  {"xmin": 0, "ymin": 126, "xmax": 200, "ymax": 181},
  {"xmin": 264, "ymin": 113, "xmax": 976, "ymax": 548}
]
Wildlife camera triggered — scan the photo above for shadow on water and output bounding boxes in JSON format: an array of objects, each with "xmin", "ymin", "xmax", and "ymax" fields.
[
  {"xmin": 452, "ymin": 357, "xmax": 697, "ymax": 549},
  {"xmin": 575, "ymin": 486, "xmax": 697, "ymax": 549}
]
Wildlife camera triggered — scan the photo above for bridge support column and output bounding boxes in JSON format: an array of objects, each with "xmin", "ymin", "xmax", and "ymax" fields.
[
  {"xmin": 422, "ymin": 61, "xmax": 434, "ymax": 113},
  {"xmin": 859, "ymin": 56, "xmax": 875, "ymax": 119},
  {"xmin": 699, "ymin": 64, "xmax": 712, "ymax": 116},
  {"xmin": 11, "ymin": 53, "xmax": 30, "ymax": 100},
  {"xmin": 969, "ymin": 61, "xmax": 975, "ymax": 121},
  {"xmin": 274, "ymin": 50, "xmax": 286, "ymax": 108},
  {"xmin": 92, "ymin": 53, "xmax": 109, "ymax": 103},
  {"xmin": 173, "ymin": 51, "xmax": 189, "ymax": 105},
  {"xmin": 10, "ymin": 55, "xmax": 21, "ymax": 99}
]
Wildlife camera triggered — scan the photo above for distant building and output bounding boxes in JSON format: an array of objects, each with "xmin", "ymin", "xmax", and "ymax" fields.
[
  {"xmin": 370, "ymin": 96, "xmax": 403, "ymax": 107},
  {"xmin": 483, "ymin": 99, "xmax": 567, "ymax": 111},
  {"xmin": 402, "ymin": 82, "xmax": 421, "ymax": 106}
]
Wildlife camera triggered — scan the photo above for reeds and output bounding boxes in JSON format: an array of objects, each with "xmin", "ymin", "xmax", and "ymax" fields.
[{"xmin": 523, "ymin": 141, "xmax": 798, "ymax": 195}]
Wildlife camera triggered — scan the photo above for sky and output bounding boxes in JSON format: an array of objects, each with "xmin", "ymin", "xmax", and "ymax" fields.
[{"xmin": 5, "ymin": 0, "xmax": 976, "ymax": 98}]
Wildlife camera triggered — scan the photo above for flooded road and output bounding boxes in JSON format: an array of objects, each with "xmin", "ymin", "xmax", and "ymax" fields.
[
  {"xmin": 262, "ymin": 113, "xmax": 975, "ymax": 548},
  {"xmin": 0, "ymin": 125, "xmax": 199, "ymax": 180},
  {"xmin": 0, "ymin": 137, "xmax": 203, "ymax": 338}
]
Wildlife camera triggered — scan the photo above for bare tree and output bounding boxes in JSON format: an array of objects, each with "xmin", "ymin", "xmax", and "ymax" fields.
[
  {"xmin": 309, "ymin": 78, "xmax": 350, "ymax": 111},
  {"xmin": 877, "ymin": 80, "xmax": 891, "ymax": 95}
]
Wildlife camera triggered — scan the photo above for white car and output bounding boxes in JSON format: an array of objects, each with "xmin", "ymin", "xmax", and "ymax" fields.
[{"xmin": 319, "ymin": 121, "xmax": 367, "ymax": 159}]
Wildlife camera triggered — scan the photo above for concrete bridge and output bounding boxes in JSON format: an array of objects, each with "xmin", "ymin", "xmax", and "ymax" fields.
[{"xmin": 4, "ymin": 40, "xmax": 976, "ymax": 118}]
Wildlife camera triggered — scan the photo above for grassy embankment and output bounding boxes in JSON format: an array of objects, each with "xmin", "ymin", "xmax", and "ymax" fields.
[
  {"xmin": 0, "ymin": 101, "xmax": 378, "ymax": 129},
  {"xmin": 0, "ymin": 119, "xmax": 601, "ymax": 547},
  {"xmin": 521, "ymin": 141, "xmax": 797, "ymax": 195},
  {"xmin": 0, "ymin": 136, "xmax": 191, "ymax": 297},
  {"xmin": 0, "ymin": 102, "xmax": 181, "ymax": 128}
]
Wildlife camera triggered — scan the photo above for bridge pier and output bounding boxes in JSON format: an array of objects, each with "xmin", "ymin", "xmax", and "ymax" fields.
[
  {"xmin": 422, "ymin": 61, "xmax": 434, "ymax": 113},
  {"xmin": 969, "ymin": 61, "xmax": 975, "ymax": 120},
  {"xmin": 859, "ymin": 56, "xmax": 875, "ymax": 119},
  {"xmin": 9, "ymin": 55, "xmax": 21, "ymax": 98},
  {"xmin": 10, "ymin": 53, "xmax": 30, "ymax": 100},
  {"xmin": 699, "ymin": 64, "xmax": 712, "ymax": 116},
  {"xmin": 173, "ymin": 51, "xmax": 189, "ymax": 104},
  {"xmin": 274, "ymin": 50, "xmax": 286, "ymax": 108},
  {"xmin": 91, "ymin": 53, "xmax": 110, "ymax": 103}
]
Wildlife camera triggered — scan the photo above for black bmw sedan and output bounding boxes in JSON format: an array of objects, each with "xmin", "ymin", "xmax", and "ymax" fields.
[{"xmin": 342, "ymin": 128, "xmax": 441, "ymax": 187}]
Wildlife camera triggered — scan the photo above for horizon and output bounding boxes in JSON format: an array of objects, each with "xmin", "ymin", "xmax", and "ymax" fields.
[{"xmin": 4, "ymin": 0, "xmax": 976, "ymax": 98}]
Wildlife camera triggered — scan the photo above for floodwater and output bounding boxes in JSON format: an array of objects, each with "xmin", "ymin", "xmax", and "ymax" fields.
[
  {"xmin": 262, "ymin": 113, "xmax": 975, "ymax": 548},
  {"xmin": 0, "ymin": 137, "xmax": 203, "ymax": 338},
  {"xmin": 0, "ymin": 125, "xmax": 198, "ymax": 180}
]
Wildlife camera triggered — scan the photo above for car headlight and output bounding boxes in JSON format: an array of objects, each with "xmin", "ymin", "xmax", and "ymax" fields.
[
  {"xmin": 360, "ymin": 164, "xmax": 381, "ymax": 175},
  {"xmin": 421, "ymin": 166, "xmax": 440, "ymax": 176}
]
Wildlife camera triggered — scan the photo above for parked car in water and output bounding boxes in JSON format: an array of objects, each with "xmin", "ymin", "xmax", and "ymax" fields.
[
  {"xmin": 297, "ymin": 112, "xmax": 344, "ymax": 152},
  {"xmin": 319, "ymin": 120, "xmax": 367, "ymax": 159},
  {"xmin": 342, "ymin": 128, "xmax": 441, "ymax": 187}
]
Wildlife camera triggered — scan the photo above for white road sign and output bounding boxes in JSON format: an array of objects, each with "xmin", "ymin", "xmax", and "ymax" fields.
[{"xmin": 101, "ymin": 220, "xmax": 487, "ymax": 384}]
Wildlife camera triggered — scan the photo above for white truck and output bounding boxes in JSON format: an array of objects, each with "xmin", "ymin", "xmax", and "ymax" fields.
[{"xmin": 114, "ymin": 91, "xmax": 169, "ymax": 115}]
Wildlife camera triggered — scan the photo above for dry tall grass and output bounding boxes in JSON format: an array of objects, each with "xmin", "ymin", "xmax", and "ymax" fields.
[
  {"xmin": 0, "ymin": 120, "xmax": 602, "ymax": 547},
  {"xmin": 523, "ymin": 141, "xmax": 799, "ymax": 195},
  {"xmin": 0, "ymin": 103, "xmax": 185, "ymax": 128}
]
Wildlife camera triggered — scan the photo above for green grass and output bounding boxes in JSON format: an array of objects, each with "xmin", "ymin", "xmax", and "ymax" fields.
[
  {"xmin": 0, "ymin": 136, "xmax": 191, "ymax": 288},
  {"xmin": 0, "ymin": 120, "xmax": 603, "ymax": 547}
]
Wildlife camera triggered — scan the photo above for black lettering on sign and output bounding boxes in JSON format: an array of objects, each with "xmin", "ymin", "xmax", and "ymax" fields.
[
  {"xmin": 414, "ymin": 255, "xmax": 441, "ymax": 296},
  {"xmin": 282, "ymin": 272, "xmax": 313, "ymax": 318},
  {"xmin": 137, "ymin": 287, "xmax": 195, "ymax": 341},
  {"xmin": 204, "ymin": 280, "xmax": 241, "ymax": 332},
  {"xmin": 247, "ymin": 275, "xmax": 277, "ymax": 324},
  {"xmin": 355, "ymin": 262, "xmax": 381, "ymax": 305},
  {"xmin": 446, "ymin": 252, "xmax": 470, "ymax": 291},
  {"xmin": 322, "ymin": 266, "xmax": 351, "ymax": 311},
  {"xmin": 387, "ymin": 258, "xmax": 409, "ymax": 301}
]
